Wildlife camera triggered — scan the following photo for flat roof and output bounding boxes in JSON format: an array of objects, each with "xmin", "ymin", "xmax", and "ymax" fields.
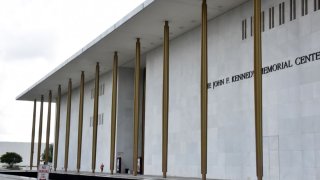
[{"xmin": 16, "ymin": 0, "xmax": 248, "ymax": 102}]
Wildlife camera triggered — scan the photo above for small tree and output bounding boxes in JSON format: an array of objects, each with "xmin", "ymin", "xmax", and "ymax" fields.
[
  {"xmin": 41, "ymin": 144, "xmax": 53, "ymax": 163},
  {"xmin": 0, "ymin": 152, "xmax": 22, "ymax": 168}
]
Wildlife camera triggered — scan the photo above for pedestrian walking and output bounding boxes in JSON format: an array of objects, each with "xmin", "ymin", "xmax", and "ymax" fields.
[{"xmin": 100, "ymin": 163, "xmax": 104, "ymax": 172}]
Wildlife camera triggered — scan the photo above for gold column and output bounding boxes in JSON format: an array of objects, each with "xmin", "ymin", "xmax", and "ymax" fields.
[
  {"xmin": 92, "ymin": 62, "xmax": 100, "ymax": 173},
  {"xmin": 77, "ymin": 72, "xmax": 85, "ymax": 172},
  {"xmin": 54, "ymin": 85, "xmax": 61, "ymax": 171},
  {"xmin": 30, "ymin": 99, "xmax": 37, "ymax": 170},
  {"xmin": 162, "ymin": 20, "xmax": 169, "ymax": 178},
  {"xmin": 110, "ymin": 52, "xmax": 118, "ymax": 174},
  {"xmin": 45, "ymin": 90, "xmax": 52, "ymax": 163},
  {"xmin": 253, "ymin": 0, "xmax": 263, "ymax": 180},
  {"xmin": 133, "ymin": 38, "xmax": 141, "ymax": 176},
  {"xmin": 201, "ymin": 0, "xmax": 208, "ymax": 179},
  {"xmin": 64, "ymin": 79, "xmax": 72, "ymax": 172},
  {"xmin": 37, "ymin": 95, "xmax": 44, "ymax": 167}
]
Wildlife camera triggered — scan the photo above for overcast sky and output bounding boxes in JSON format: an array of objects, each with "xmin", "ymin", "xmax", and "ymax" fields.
[{"xmin": 0, "ymin": 0, "xmax": 145, "ymax": 143}]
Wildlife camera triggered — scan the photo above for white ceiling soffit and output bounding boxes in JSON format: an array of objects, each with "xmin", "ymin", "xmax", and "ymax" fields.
[{"xmin": 16, "ymin": 0, "xmax": 248, "ymax": 102}]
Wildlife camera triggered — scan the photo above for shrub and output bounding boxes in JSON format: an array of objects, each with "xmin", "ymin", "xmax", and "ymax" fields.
[{"xmin": 0, "ymin": 152, "xmax": 22, "ymax": 168}]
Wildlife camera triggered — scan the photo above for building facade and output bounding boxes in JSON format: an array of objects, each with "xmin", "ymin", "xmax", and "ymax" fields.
[{"xmin": 17, "ymin": 0, "xmax": 320, "ymax": 179}]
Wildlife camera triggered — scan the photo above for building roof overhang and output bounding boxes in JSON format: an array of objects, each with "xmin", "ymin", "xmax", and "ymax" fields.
[{"xmin": 16, "ymin": 0, "xmax": 248, "ymax": 102}]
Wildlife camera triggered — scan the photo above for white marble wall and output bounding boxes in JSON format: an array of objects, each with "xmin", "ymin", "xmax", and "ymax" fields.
[
  {"xmin": 116, "ymin": 68, "xmax": 135, "ymax": 173},
  {"xmin": 144, "ymin": 47, "xmax": 163, "ymax": 176},
  {"xmin": 56, "ymin": 71, "xmax": 113, "ymax": 172},
  {"xmin": 55, "ymin": 66, "xmax": 146, "ymax": 174},
  {"xmin": 96, "ymin": 71, "xmax": 112, "ymax": 172},
  {"xmin": 144, "ymin": 0, "xmax": 320, "ymax": 179},
  {"xmin": 145, "ymin": 21, "xmax": 201, "ymax": 177},
  {"xmin": 79, "ymin": 78, "xmax": 94, "ymax": 172},
  {"xmin": 115, "ymin": 67, "xmax": 145, "ymax": 173}
]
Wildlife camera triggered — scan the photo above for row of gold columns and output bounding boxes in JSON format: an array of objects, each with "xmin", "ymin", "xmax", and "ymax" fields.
[
  {"xmin": 28, "ymin": 9, "xmax": 168, "ymax": 178},
  {"xmin": 110, "ymin": 52, "xmax": 118, "ymax": 174},
  {"xmin": 29, "ymin": 0, "xmax": 209, "ymax": 176},
  {"xmin": 30, "ymin": 63, "xmax": 108, "ymax": 172},
  {"xmin": 31, "ymin": 93, "xmax": 52, "ymax": 169},
  {"xmin": 30, "ymin": 1, "xmax": 261, "ymax": 179},
  {"xmin": 53, "ymin": 85, "xmax": 61, "ymax": 171}
]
